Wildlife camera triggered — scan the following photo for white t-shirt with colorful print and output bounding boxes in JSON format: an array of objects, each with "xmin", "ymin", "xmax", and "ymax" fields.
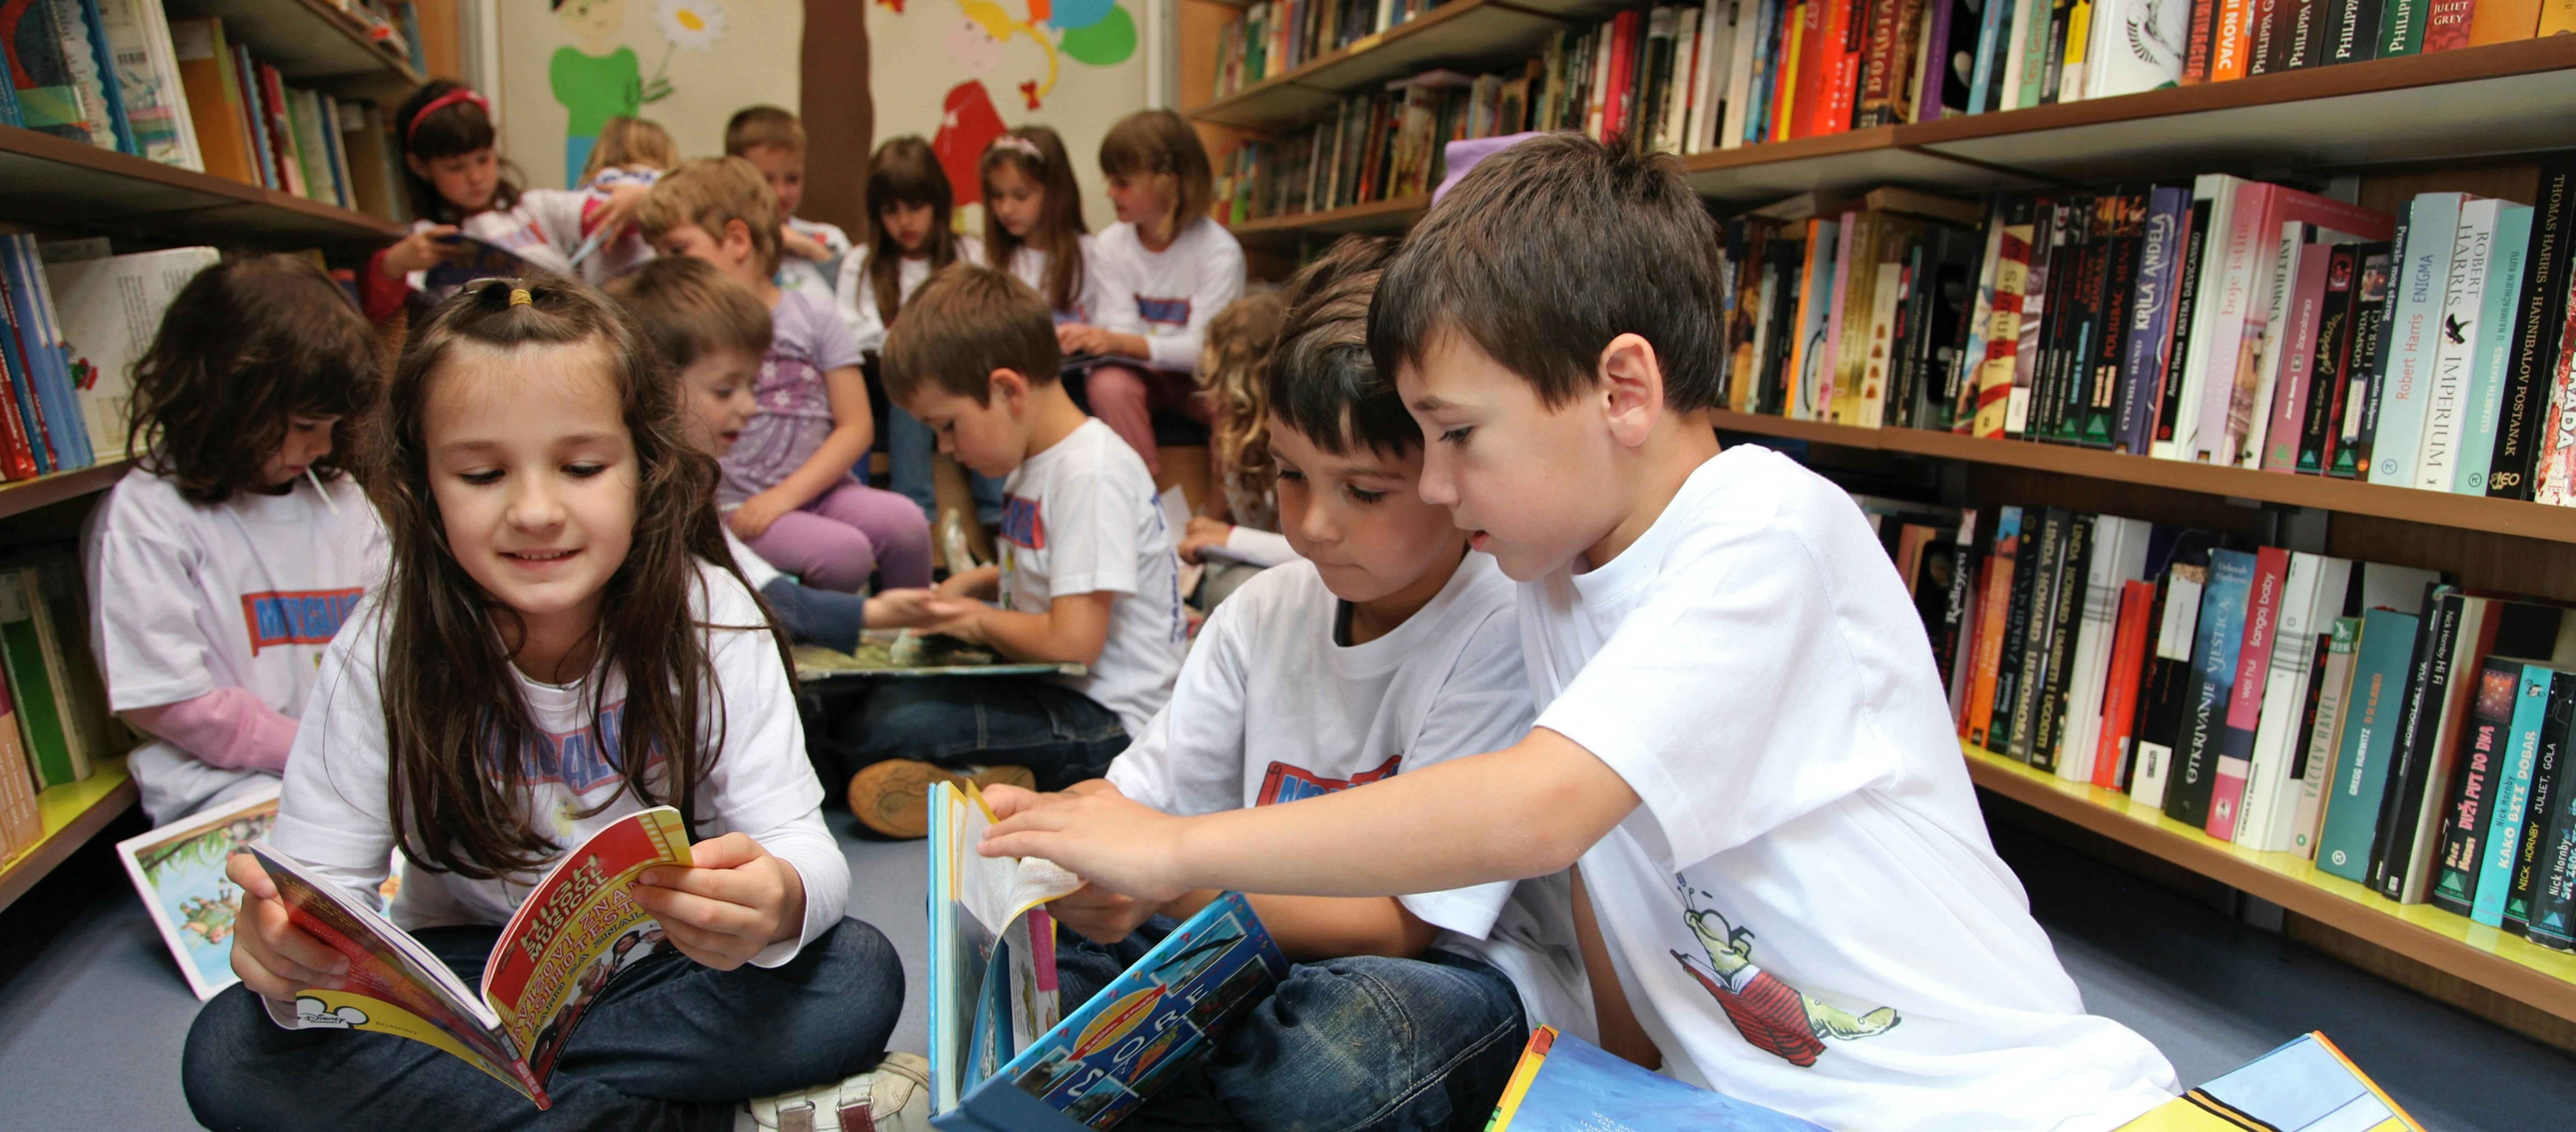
[
  {"xmin": 1091, "ymin": 217, "xmax": 1244, "ymax": 372},
  {"xmin": 997, "ymin": 418, "xmax": 1183, "ymax": 735}
]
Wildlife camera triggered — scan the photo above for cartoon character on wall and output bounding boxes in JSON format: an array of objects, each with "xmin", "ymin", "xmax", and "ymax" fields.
[
  {"xmin": 908, "ymin": 0, "xmax": 1136, "ymax": 205},
  {"xmin": 550, "ymin": 0, "xmax": 725, "ymax": 186}
]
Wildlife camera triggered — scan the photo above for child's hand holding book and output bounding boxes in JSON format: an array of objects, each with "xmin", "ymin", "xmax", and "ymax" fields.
[
  {"xmin": 225, "ymin": 850, "xmax": 352, "ymax": 1003},
  {"xmin": 980, "ymin": 782, "xmax": 1194, "ymax": 903},
  {"xmin": 985, "ymin": 783, "xmax": 1175, "ymax": 944},
  {"xmin": 634, "ymin": 831, "xmax": 807, "ymax": 972}
]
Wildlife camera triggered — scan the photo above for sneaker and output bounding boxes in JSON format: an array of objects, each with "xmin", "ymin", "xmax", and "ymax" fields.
[
  {"xmin": 847, "ymin": 760, "xmax": 1036, "ymax": 839},
  {"xmin": 739, "ymin": 1051, "xmax": 930, "ymax": 1132}
]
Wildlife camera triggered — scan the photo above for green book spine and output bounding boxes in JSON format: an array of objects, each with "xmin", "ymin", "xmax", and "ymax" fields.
[
  {"xmin": 2376, "ymin": 0, "xmax": 2425, "ymax": 55},
  {"xmin": 0, "ymin": 570, "xmax": 73, "ymax": 788}
]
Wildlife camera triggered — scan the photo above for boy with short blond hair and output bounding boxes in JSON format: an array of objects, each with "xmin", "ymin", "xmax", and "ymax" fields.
[
  {"xmin": 984, "ymin": 134, "xmax": 2180, "ymax": 1132},
  {"xmin": 726, "ymin": 104, "xmax": 851, "ymax": 300}
]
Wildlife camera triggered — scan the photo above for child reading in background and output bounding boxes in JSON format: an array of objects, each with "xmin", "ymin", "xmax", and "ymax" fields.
[
  {"xmin": 980, "ymin": 125, "xmax": 1095, "ymax": 321},
  {"xmin": 818, "ymin": 264, "xmax": 1183, "ymax": 840},
  {"xmin": 726, "ymin": 105, "xmax": 851, "ymax": 302},
  {"xmin": 1056, "ymin": 109, "xmax": 1245, "ymax": 475},
  {"xmin": 983, "ymin": 135, "xmax": 2180, "ymax": 1132},
  {"xmin": 639, "ymin": 157, "xmax": 932, "ymax": 594},
  {"xmin": 567, "ymin": 114, "xmax": 676, "ymax": 284},
  {"xmin": 181, "ymin": 280, "xmax": 921, "ymax": 1132},
  {"xmin": 839, "ymin": 136, "xmax": 983, "ymax": 523},
  {"xmin": 361, "ymin": 81, "xmax": 650, "ymax": 321},
  {"xmin": 1037, "ymin": 236, "xmax": 1588, "ymax": 1132},
  {"xmin": 85, "ymin": 256, "xmax": 385, "ymax": 826},
  {"xmin": 1178, "ymin": 290, "xmax": 1294, "ymax": 609}
]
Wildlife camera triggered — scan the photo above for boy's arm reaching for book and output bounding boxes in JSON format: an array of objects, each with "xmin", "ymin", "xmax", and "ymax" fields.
[
  {"xmin": 982, "ymin": 728, "xmax": 1640, "ymax": 901},
  {"xmin": 930, "ymin": 590, "xmax": 1113, "ymax": 666},
  {"xmin": 226, "ymin": 851, "xmax": 351, "ymax": 1003}
]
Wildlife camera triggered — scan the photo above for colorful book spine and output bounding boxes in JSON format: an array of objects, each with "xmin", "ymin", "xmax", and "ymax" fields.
[
  {"xmin": 2317, "ymin": 607, "xmax": 2422, "ymax": 884},
  {"xmin": 2167, "ymin": 547, "xmax": 2256, "ymax": 829},
  {"xmin": 2487, "ymin": 155, "xmax": 2574, "ymax": 500},
  {"xmin": 2506, "ymin": 669, "xmax": 2573, "ymax": 930},
  {"xmin": 1966, "ymin": 506, "xmax": 2023, "ymax": 746},
  {"xmin": 2472, "ymin": 665, "xmax": 2556, "ymax": 927},
  {"xmin": 2413, "ymin": 198, "xmax": 2500, "ymax": 491},
  {"xmin": 2430, "ymin": 658, "xmax": 2521, "ymax": 916},
  {"xmin": 2457, "ymin": 204, "xmax": 2532, "ymax": 494},
  {"xmin": 2261, "ymin": 243, "xmax": 2333, "ymax": 471},
  {"xmin": 2209, "ymin": 546, "xmax": 2289, "ymax": 841},
  {"xmin": 2291, "ymin": 617, "xmax": 2364, "ymax": 858},
  {"xmin": 2367, "ymin": 194, "xmax": 2462, "ymax": 486}
]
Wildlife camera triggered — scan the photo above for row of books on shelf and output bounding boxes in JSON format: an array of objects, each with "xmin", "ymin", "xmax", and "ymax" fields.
[
  {"xmin": 1713, "ymin": 157, "xmax": 2576, "ymax": 504},
  {"xmin": 1863, "ymin": 488, "xmax": 2576, "ymax": 949},
  {"xmin": 1216, "ymin": 69, "xmax": 1528, "ymax": 222},
  {"xmin": 4, "ymin": 0, "xmax": 409, "ymax": 219},
  {"xmin": 0, "ymin": 239, "xmax": 212, "ymax": 482},
  {"xmin": 1216, "ymin": 0, "xmax": 1445, "ymax": 96},
  {"xmin": 0, "ymin": 543, "xmax": 127, "ymax": 863}
]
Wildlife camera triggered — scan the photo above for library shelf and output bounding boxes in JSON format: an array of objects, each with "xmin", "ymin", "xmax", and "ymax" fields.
[
  {"xmin": 1227, "ymin": 194, "xmax": 1430, "ymax": 243},
  {"xmin": 170, "ymin": 0, "xmax": 425, "ymax": 93},
  {"xmin": 0, "ymin": 757, "xmax": 134, "ymax": 914},
  {"xmin": 1189, "ymin": 0, "xmax": 1615, "ymax": 131},
  {"xmin": 1963, "ymin": 744, "xmax": 2576, "ymax": 1024},
  {"xmin": 0, "ymin": 458, "xmax": 133, "ymax": 524},
  {"xmin": 0, "ymin": 126, "xmax": 406, "ymax": 247},
  {"xmin": 1708, "ymin": 411, "xmax": 2576, "ymax": 544}
]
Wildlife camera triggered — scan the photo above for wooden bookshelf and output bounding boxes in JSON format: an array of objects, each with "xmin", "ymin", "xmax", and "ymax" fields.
[
  {"xmin": 1229, "ymin": 194, "xmax": 1430, "ymax": 244},
  {"xmin": 0, "ymin": 459, "xmax": 133, "ymax": 524},
  {"xmin": 1964, "ymin": 744, "xmax": 2576, "ymax": 1024},
  {"xmin": 1190, "ymin": 0, "xmax": 1616, "ymax": 131},
  {"xmin": 170, "ymin": 0, "xmax": 425, "ymax": 95},
  {"xmin": 0, "ymin": 125, "xmax": 405, "ymax": 247},
  {"xmin": 0, "ymin": 757, "xmax": 134, "ymax": 913}
]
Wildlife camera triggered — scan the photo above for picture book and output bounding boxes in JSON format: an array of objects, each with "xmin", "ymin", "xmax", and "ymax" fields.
[
  {"xmin": 248, "ymin": 806, "xmax": 695, "ymax": 1108},
  {"xmin": 932, "ymin": 891, "xmax": 1291, "ymax": 1132},
  {"xmin": 928, "ymin": 780, "xmax": 1084, "ymax": 1113},
  {"xmin": 793, "ymin": 632, "xmax": 1086, "ymax": 682},
  {"xmin": 1484, "ymin": 1026, "xmax": 1831, "ymax": 1131},
  {"xmin": 115, "ymin": 783, "xmax": 278, "ymax": 1000},
  {"xmin": 2112, "ymin": 1031, "xmax": 2423, "ymax": 1131}
]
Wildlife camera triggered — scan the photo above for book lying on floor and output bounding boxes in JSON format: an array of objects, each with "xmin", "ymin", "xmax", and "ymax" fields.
[
  {"xmin": 116, "ymin": 784, "xmax": 280, "ymax": 1001},
  {"xmin": 248, "ymin": 806, "xmax": 695, "ymax": 1109},
  {"xmin": 2114, "ymin": 1031, "xmax": 2423, "ymax": 1131},
  {"xmin": 928, "ymin": 780, "xmax": 1083, "ymax": 1113},
  {"xmin": 793, "ymin": 632, "xmax": 1085, "ymax": 681},
  {"xmin": 1484, "ymin": 1026, "xmax": 1830, "ymax": 1131},
  {"xmin": 931, "ymin": 890, "xmax": 1291, "ymax": 1131}
]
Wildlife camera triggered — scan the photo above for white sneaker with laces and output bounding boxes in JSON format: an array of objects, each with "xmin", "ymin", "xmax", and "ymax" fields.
[{"xmin": 738, "ymin": 1052, "xmax": 930, "ymax": 1132}]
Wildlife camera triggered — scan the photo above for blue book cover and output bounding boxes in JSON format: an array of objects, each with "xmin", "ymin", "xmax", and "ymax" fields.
[
  {"xmin": 1488, "ymin": 1027, "xmax": 1829, "ymax": 1132},
  {"xmin": 1966, "ymin": 0, "xmax": 2014, "ymax": 115},
  {"xmin": 2165, "ymin": 547, "xmax": 2255, "ymax": 828},
  {"xmin": 0, "ymin": 239, "xmax": 72, "ymax": 470},
  {"xmin": 2118, "ymin": 185, "xmax": 2191, "ymax": 455},
  {"xmin": 2184, "ymin": 1031, "xmax": 2425, "ymax": 1130},
  {"xmin": 2472, "ymin": 664, "xmax": 2557, "ymax": 927},
  {"xmin": 935, "ymin": 893, "xmax": 1289, "ymax": 1132},
  {"xmin": 0, "ymin": 270, "xmax": 49, "ymax": 475},
  {"xmin": 3, "ymin": 236, "xmax": 90, "ymax": 468},
  {"xmin": 2317, "ymin": 607, "xmax": 2424, "ymax": 884},
  {"xmin": 2456, "ymin": 204, "xmax": 2532, "ymax": 494},
  {"xmin": 70, "ymin": 0, "xmax": 134, "ymax": 155}
]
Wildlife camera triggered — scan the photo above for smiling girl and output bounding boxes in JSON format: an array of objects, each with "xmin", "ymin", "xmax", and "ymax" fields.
[{"xmin": 180, "ymin": 280, "xmax": 920, "ymax": 1130}]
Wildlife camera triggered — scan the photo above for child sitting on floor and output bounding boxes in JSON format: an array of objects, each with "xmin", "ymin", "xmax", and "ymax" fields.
[
  {"xmin": 817, "ymin": 264, "xmax": 1184, "ymax": 839},
  {"xmin": 638, "ymin": 156, "xmax": 932, "ymax": 594},
  {"xmin": 727, "ymin": 105, "xmax": 852, "ymax": 303},
  {"xmin": 983, "ymin": 134, "xmax": 2181, "ymax": 1132},
  {"xmin": 1177, "ymin": 289, "xmax": 1293, "ymax": 609}
]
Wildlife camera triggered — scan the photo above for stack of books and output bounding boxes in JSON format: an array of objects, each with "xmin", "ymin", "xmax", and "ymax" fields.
[
  {"xmin": 167, "ymin": 17, "xmax": 405, "ymax": 218},
  {"xmin": 0, "ymin": 542, "xmax": 127, "ymax": 862}
]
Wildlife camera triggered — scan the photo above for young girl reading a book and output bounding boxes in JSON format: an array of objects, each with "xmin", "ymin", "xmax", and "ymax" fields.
[
  {"xmin": 181, "ymin": 280, "xmax": 919, "ymax": 1131},
  {"xmin": 837, "ymin": 136, "xmax": 983, "ymax": 520},
  {"xmin": 981, "ymin": 125, "xmax": 1094, "ymax": 321},
  {"xmin": 85, "ymin": 255, "xmax": 385, "ymax": 827}
]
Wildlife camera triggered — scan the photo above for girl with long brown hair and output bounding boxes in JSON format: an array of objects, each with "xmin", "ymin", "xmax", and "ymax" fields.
[
  {"xmin": 837, "ymin": 135, "xmax": 985, "ymax": 521},
  {"xmin": 182, "ymin": 279, "xmax": 920, "ymax": 1131},
  {"xmin": 980, "ymin": 124, "xmax": 1094, "ymax": 319}
]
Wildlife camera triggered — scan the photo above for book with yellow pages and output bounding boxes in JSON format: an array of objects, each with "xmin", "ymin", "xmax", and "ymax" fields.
[
  {"xmin": 246, "ymin": 806, "xmax": 693, "ymax": 1109},
  {"xmin": 1482, "ymin": 1025, "xmax": 1828, "ymax": 1131},
  {"xmin": 2112, "ymin": 1032, "xmax": 2423, "ymax": 1132},
  {"xmin": 927, "ymin": 780, "xmax": 1085, "ymax": 1113}
]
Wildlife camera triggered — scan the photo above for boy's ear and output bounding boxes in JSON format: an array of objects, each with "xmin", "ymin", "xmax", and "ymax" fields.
[
  {"xmin": 1597, "ymin": 333, "xmax": 1666, "ymax": 450},
  {"xmin": 988, "ymin": 367, "xmax": 1030, "ymax": 410},
  {"xmin": 722, "ymin": 218, "xmax": 756, "ymax": 260}
]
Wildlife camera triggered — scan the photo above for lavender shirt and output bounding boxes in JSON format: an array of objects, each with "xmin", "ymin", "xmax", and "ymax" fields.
[{"xmin": 720, "ymin": 290, "xmax": 863, "ymax": 505}]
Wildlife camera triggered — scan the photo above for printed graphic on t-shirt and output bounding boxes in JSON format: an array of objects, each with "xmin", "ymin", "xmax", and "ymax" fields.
[
  {"xmin": 1668, "ymin": 883, "xmax": 1899, "ymax": 1067},
  {"xmin": 1001, "ymin": 493, "xmax": 1047, "ymax": 549},
  {"xmin": 1135, "ymin": 296, "xmax": 1191, "ymax": 328},
  {"xmin": 240, "ymin": 588, "xmax": 366, "ymax": 654},
  {"xmin": 1254, "ymin": 755, "xmax": 1400, "ymax": 807},
  {"xmin": 517, "ymin": 702, "xmax": 632, "ymax": 794}
]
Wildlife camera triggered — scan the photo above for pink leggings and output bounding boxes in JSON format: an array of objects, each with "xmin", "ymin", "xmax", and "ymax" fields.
[
  {"xmin": 740, "ymin": 478, "xmax": 933, "ymax": 592},
  {"xmin": 1085, "ymin": 364, "xmax": 1211, "ymax": 477}
]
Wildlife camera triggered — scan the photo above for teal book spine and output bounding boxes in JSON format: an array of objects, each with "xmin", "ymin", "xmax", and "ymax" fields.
[
  {"xmin": 2317, "ymin": 606, "xmax": 2422, "ymax": 884},
  {"xmin": 2473, "ymin": 664, "xmax": 2556, "ymax": 927},
  {"xmin": 2377, "ymin": 0, "xmax": 2425, "ymax": 55}
]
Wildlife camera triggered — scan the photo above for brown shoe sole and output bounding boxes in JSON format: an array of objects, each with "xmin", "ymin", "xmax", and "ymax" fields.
[{"xmin": 846, "ymin": 760, "xmax": 1038, "ymax": 839}]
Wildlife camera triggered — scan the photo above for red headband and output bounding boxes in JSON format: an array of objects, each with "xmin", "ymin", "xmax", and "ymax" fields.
[{"xmin": 407, "ymin": 88, "xmax": 489, "ymax": 140}]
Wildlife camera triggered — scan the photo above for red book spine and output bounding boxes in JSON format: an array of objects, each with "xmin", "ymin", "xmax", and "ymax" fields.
[
  {"xmin": 1966, "ymin": 535, "xmax": 2020, "ymax": 746},
  {"xmin": 2183, "ymin": 0, "xmax": 2221, "ymax": 81},
  {"xmin": 1813, "ymin": 0, "xmax": 1863, "ymax": 135},
  {"xmin": 1606, "ymin": 10, "xmax": 1641, "ymax": 139},
  {"xmin": 2212, "ymin": 0, "xmax": 2256, "ymax": 79},
  {"xmin": 2095, "ymin": 580, "xmax": 2159, "ymax": 789},
  {"xmin": 1790, "ymin": 0, "xmax": 1831, "ymax": 138},
  {"xmin": 2208, "ymin": 545, "xmax": 2290, "ymax": 840},
  {"xmin": 1856, "ymin": 0, "xmax": 1901, "ymax": 126},
  {"xmin": 2422, "ymin": 0, "xmax": 2477, "ymax": 48}
]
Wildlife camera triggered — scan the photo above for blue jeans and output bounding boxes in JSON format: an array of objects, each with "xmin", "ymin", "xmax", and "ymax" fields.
[
  {"xmin": 183, "ymin": 918, "xmax": 904, "ymax": 1132},
  {"xmin": 887, "ymin": 407, "xmax": 1004, "ymax": 526},
  {"xmin": 804, "ymin": 675, "xmax": 1129, "ymax": 797},
  {"xmin": 1053, "ymin": 920, "xmax": 1528, "ymax": 1132},
  {"xmin": 762, "ymin": 576, "xmax": 865, "ymax": 653}
]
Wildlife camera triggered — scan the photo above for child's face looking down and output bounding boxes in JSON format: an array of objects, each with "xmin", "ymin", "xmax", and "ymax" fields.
[
  {"xmin": 880, "ymin": 200, "xmax": 937, "ymax": 256},
  {"xmin": 1270, "ymin": 424, "xmax": 1458, "ymax": 606},
  {"xmin": 1103, "ymin": 171, "xmax": 1173, "ymax": 231},
  {"xmin": 423, "ymin": 342, "xmax": 639, "ymax": 649},
  {"xmin": 741, "ymin": 144, "xmax": 805, "ymax": 219},
  {"xmin": 1399, "ymin": 333, "xmax": 1623, "ymax": 582},
  {"xmin": 409, "ymin": 147, "xmax": 501, "ymax": 213},
  {"xmin": 985, "ymin": 163, "xmax": 1045, "ymax": 242},
  {"xmin": 676, "ymin": 347, "xmax": 761, "ymax": 457},
  {"xmin": 261, "ymin": 413, "xmax": 340, "ymax": 488},
  {"xmin": 899, "ymin": 376, "xmax": 1031, "ymax": 479}
]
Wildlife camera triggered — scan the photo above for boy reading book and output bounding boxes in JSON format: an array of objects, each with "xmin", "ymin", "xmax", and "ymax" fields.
[
  {"xmin": 983, "ymin": 135, "xmax": 2181, "ymax": 1131},
  {"xmin": 1034, "ymin": 237, "xmax": 1588, "ymax": 1131}
]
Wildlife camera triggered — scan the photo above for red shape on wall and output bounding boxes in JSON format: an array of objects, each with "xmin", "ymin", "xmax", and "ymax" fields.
[{"xmin": 934, "ymin": 80, "xmax": 1006, "ymax": 206}]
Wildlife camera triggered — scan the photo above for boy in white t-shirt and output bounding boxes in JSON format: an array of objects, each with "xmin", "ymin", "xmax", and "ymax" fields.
[
  {"xmin": 984, "ymin": 135, "xmax": 2180, "ymax": 1132},
  {"xmin": 823, "ymin": 264, "xmax": 1184, "ymax": 839}
]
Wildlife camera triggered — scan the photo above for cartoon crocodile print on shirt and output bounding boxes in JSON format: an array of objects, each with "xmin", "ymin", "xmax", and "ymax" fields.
[{"xmin": 1670, "ymin": 904, "xmax": 1900, "ymax": 1067}]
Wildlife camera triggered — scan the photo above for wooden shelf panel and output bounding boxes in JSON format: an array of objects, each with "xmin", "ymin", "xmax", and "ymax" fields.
[
  {"xmin": 1228, "ymin": 194, "xmax": 1430, "ymax": 243},
  {"xmin": 168, "ymin": 0, "xmax": 422, "ymax": 90},
  {"xmin": 1679, "ymin": 127, "xmax": 2055, "ymax": 207},
  {"xmin": 0, "ymin": 757, "xmax": 135, "ymax": 913},
  {"xmin": 0, "ymin": 458, "xmax": 132, "ymax": 524},
  {"xmin": 1710, "ymin": 411, "xmax": 2576, "ymax": 542},
  {"xmin": 1190, "ymin": 0, "xmax": 1601, "ymax": 131},
  {"xmin": 1964, "ymin": 745, "xmax": 2576, "ymax": 1023},
  {"xmin": 0, "ymin": 126, "xmax": 404, "ymax": 246}
]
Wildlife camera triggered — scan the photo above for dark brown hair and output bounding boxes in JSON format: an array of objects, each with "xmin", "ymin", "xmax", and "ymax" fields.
[
  {"xmin": 395, "ymin": 79, "xmax": 522, "ymax": 225},
  {"xmin": 979, "ymin": 125, "xmax": 1089, "ymax": 313},
  {"xmin": 603, "ymin": 256, "xmax": 774, "ymax": 370},
  {"xmin": 1099, "ymin": 109, "xmax": 1214, "ymax": 234},
  {"xmin": 580, "ymin": 115, "xmax": 678, "ymax": 183},
  {"xmin": 1368, "ymin": 132, "xmax": 1724, "ymax": 413},
  {"xmin": 864, "ymin": 136, "xmax": 962, "ymax": 325},
  {"xmin": 882, "ymin": 264, "xmax": 1059, "ymax": 407},
  {"xmin": 368, "ymin": 278, "xmax": 788, "ymax": 880},
  {"xmin": 724, "ymin": 105, "xmax": 803, "ymax": 155},
  {"xmin": 1269, "ymin": 236, "xmax": 1417, "ymax": 457},
  {"xmin": 128, "ymin": 255, "xmax": 381, "ymax": 503},
  {"xmin": 635, "ymin": 157, "xmax": 784, "ymax": 278}
]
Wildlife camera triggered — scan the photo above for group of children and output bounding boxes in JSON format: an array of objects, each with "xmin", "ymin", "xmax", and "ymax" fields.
[{"xmin": 87, "ymin": 69, "xmax": 2190, "ymax": 1130}]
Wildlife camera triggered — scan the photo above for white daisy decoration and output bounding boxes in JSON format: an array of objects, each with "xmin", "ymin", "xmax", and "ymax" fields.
[{"xmin": 657, "ymin": 0, "xmax": 728, "ymax": 50}]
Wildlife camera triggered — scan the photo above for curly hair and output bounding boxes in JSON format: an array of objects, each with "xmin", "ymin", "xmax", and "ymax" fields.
[{"xmin": 1197, "ymin": 292, "xmax": 1286, "ymax": 526}]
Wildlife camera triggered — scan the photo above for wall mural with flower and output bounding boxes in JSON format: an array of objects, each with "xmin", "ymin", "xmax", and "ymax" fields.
[{"xmin": 501, "ymin": 0, "xmax": 802, "ymax": 190}]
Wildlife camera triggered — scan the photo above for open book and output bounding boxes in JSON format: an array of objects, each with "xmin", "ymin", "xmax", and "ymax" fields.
[
  {"xmin": 2113, "ymin": 1032, "xmax": 2423, "ymax": 1131},
  {"xmin": 248, "ymin": 806, "xmax": 695, "ymax": 1109},
  {"xmin": 933, "ymin": 891, "xmax": 1290, "ymax": 1131},
  {"xmin": 928, "ymin": 781, "xmax": 1085, "ymax": 1111},
  {"xmin": 794, "ymin": 633, "xmax": 1085, "ymax": 682},
  {"xmin": 1486, "ymin": 1026, "xmax": 1830, "ymax": 1131}
]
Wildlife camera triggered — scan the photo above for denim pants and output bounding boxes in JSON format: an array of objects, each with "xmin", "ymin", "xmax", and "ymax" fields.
[
  {"xmin": 182, "ymin": 918, "xmax": 904, "ymax": 1132},
  {"xmin": 1053, "ymin": 920, "xmax": 1528, "ymax": 1132},
  {"xmin": 887, "ymin": 407, "xmax": 1004, "ymax": 526},
  {"xmin": 804, "ymin": 675, "xmax": 1130, "ymax": 797},
  {"xmin": 762, "ymin": 576, "xmax": 866, "ymax": 653}
]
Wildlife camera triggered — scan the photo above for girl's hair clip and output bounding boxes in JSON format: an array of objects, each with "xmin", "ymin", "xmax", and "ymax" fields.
[
  {"xmin": 408, "ymin": 87, "xmax": 491, "ymax": 141},
  {"xmin": 988, "ymin": 135, "xmax": 1044, "ymax": 162},
  {"xmin": 509, "ymin": 288, "xmax": 533, "ymax": 307}
]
